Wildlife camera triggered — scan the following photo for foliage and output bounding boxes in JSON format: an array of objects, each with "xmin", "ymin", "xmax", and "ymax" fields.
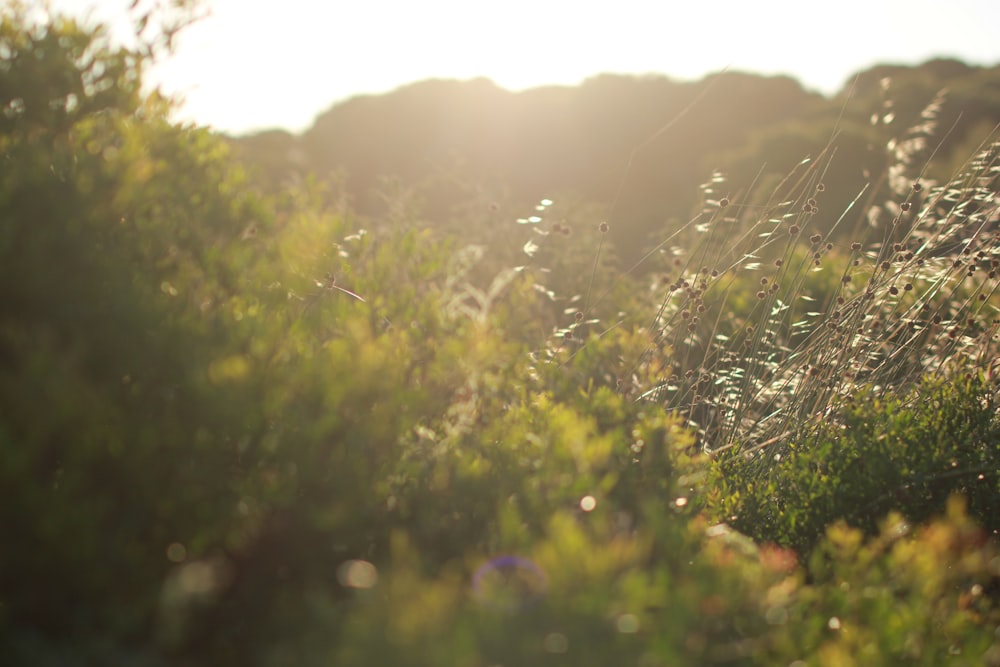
[
  {"xmin": 237, "ymin": 58, "xmax": 1000, "ymax": 270},
  {"xmin": 710, "ymin": 376, "xmax": 1000, "ymax": 555},
  {"xmin": 3, "ymin": 7, "xmax": 1000, "ymax": 667}
]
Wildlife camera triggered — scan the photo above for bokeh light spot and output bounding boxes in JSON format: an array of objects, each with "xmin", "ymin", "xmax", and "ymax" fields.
[
  {"xmin": 337, "ymin": 559, "xmax": 378, "ymax": 589},
  {"xmin": 166, "ymin": 542, "xmax": 187, "ymax": 563},
  {"xmin": 617, "ymin": 613, "xmax": 640, "ymax": 633},
  {"xmin": 580, "ymin": 495, "xmax": 597, "ymax": 512}
]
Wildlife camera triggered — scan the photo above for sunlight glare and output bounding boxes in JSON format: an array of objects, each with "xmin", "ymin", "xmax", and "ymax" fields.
[{"xmin": 45, "ymin": 0, "xmax": 1000, "ymax": 135}]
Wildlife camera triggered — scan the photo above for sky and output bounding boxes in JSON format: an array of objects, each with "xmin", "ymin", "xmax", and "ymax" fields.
[{"xmin": 44, "ymin": 0, "xmax": 1000, "ymax": 136}]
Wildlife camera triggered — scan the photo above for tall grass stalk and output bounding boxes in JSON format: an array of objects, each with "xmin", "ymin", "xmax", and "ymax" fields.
[{"xmin": 526, "ymin": 93, "xmax": 1000, "ymax": 466}]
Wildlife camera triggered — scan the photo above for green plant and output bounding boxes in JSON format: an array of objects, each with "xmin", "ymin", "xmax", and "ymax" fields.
[{"xmin": 5, "ymin": 5, "xmax": 1000, "ymax": 665}]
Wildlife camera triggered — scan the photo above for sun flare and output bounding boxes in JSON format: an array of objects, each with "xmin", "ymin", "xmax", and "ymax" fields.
[{"xmin": 46, "ymin": 0, "xmax": 1000, "ymax": 134}]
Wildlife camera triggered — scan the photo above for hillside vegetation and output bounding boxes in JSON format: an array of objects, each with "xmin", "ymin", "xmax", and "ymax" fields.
[
  {"xmin": 234, "ymin": 57, "xmax": 1000, "ymax": 268},
  {"xmin": 3, "ymin": 5, "xmax": 1000, "ymax": 665}
]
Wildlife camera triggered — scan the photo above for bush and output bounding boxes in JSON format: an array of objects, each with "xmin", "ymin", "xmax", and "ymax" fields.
[
  {"xmin": 709, "ymin": 375, "xmax": 1000, "ymax": 556},
  {"xmin": 4, "ymin": 5, "xmax": 1000, "ymax": 666}
]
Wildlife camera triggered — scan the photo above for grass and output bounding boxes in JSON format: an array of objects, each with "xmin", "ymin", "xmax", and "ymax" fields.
[
  {"xmin": 10, "ymin": 7, "xmax": 1000, "ymax": 663},
  {"xmin": 518, "ymin": 90, "xmax": 1000, "ymax": 467}
]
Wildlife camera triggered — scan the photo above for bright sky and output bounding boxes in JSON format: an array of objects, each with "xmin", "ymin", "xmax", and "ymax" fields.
[{"xmin": 46, "ymin": 0, "xmax": 1000, "ymax": 136}]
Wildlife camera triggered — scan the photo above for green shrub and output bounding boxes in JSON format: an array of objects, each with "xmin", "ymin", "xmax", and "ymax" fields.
[
  {"xmin": 709, "ymin": 375, "xmax": 1000, "ymax": 556},
  {"xmin": 4, "ymin": 5, "xmax": 1000, "ymax": 666}
]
